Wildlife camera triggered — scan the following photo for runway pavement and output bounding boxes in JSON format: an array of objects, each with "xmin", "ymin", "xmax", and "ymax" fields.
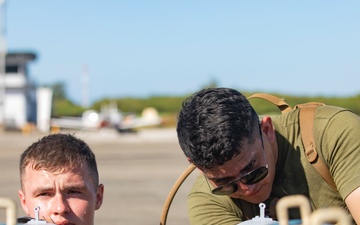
[{"xmin": 0, "ymin": 128, "xmax": 199, "ymax": 225}]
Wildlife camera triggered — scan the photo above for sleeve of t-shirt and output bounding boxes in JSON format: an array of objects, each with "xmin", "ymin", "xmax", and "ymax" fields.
[{"xmin": 319, "ymin": 109, "xmax": 360, "ymax": 199}]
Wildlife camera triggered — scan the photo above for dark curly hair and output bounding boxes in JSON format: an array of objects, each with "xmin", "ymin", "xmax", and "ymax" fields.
[{"xmin": 177, "ymin": 88, "xmax": 259, "ymax": 170}]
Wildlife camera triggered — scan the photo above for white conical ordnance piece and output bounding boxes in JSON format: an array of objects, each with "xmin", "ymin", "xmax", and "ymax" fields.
[
  {"xmin": 25, "ymin": 206, "xmax": 56, "ymax": 225},
  {"xmin": 237, "ymin": 203, "xmax": 278, "ymax": 225}
]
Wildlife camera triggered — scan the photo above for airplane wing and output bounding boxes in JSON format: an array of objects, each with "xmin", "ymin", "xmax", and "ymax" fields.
[{"xmin": 50, "ymin": 110, "xmax": 104, "ymax": 131}]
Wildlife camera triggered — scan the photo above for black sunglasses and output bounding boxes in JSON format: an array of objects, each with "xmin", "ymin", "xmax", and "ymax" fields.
[
  {"xmin": 211, "ymin": 164, "xmax": 268, "ymax": 195},
  {"xmin": 211, "ymin": 123, "xmax": 268, "ymax": 195}
]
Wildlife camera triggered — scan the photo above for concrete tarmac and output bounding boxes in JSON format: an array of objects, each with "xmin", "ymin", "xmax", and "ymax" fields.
[{"xmin": 0, "ymin": 128, "xmax": 199, "ymax": 225}]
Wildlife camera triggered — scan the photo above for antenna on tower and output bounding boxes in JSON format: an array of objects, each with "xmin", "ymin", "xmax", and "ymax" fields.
[
  {"xmin": 81, "ymin": 64, "xmax": 89, "ymax": 108},
  {"xmin": 0, "ymin": 0, "xmax": 7, "ymax": 128}
]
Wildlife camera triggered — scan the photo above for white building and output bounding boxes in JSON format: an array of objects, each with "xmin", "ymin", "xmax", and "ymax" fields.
[{"xmin": 0, "ymin": 52, "xmax": 38, "ymax": 130}]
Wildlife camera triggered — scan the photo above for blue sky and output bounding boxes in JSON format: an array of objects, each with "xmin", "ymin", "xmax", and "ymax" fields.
[{"xmin": 3, "ymin": 1, "xmax": 360, "ymax": 105}]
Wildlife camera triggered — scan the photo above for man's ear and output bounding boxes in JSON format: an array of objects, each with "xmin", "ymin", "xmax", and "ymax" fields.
[
  {"xmin": 18, "ymin": 189, "xmax": 30, "ymax": 215},
  {"xmin": 95, "ymin": 184, "xmax": 104, "ymax": 210},
  {"xmin": 260, "ymin": 116, "xmax": 276, "ymax": 143}
]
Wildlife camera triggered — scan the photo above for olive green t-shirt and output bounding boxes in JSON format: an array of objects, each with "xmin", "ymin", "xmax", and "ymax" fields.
[{"xmin": 187, "ymin": 106, "xmax": 360, "ymax": 225}]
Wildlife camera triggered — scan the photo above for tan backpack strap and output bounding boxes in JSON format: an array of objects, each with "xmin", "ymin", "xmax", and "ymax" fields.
[
  {"xmin": 160, "ymin": 163, "xmax": 196, "ymax": 225},
  {"xmin": 298, "ymin": 103, "xmax": 337, "ymax": 190},
  {"xmin": 248, "ymin": 93, "xmax": 292, "ymax": 114}
]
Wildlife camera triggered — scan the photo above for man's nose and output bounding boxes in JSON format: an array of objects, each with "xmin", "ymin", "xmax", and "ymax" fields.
[
  {"xmin": 51, "ymin": 194, "xmax": 70, "ymax": 215},
  {"xmin": 236, "ymin": 181, "xmax": 256, "ymax": 193}
]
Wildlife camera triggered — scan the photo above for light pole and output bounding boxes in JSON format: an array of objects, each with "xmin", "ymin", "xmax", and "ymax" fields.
[{"xmin": 0, "ymin": 0, "xmax": 6, "ymax": 129}]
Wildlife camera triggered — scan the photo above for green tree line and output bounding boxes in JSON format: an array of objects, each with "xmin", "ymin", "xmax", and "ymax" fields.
[{"xmin": 50, "ymin": 83, "xmax": 360, "ymax": 127}]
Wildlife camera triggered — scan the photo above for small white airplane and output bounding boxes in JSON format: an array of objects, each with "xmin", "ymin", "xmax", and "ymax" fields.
[{"xmin": 50, "ymin": 103, "xmax": 162, "ymax": 133}]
